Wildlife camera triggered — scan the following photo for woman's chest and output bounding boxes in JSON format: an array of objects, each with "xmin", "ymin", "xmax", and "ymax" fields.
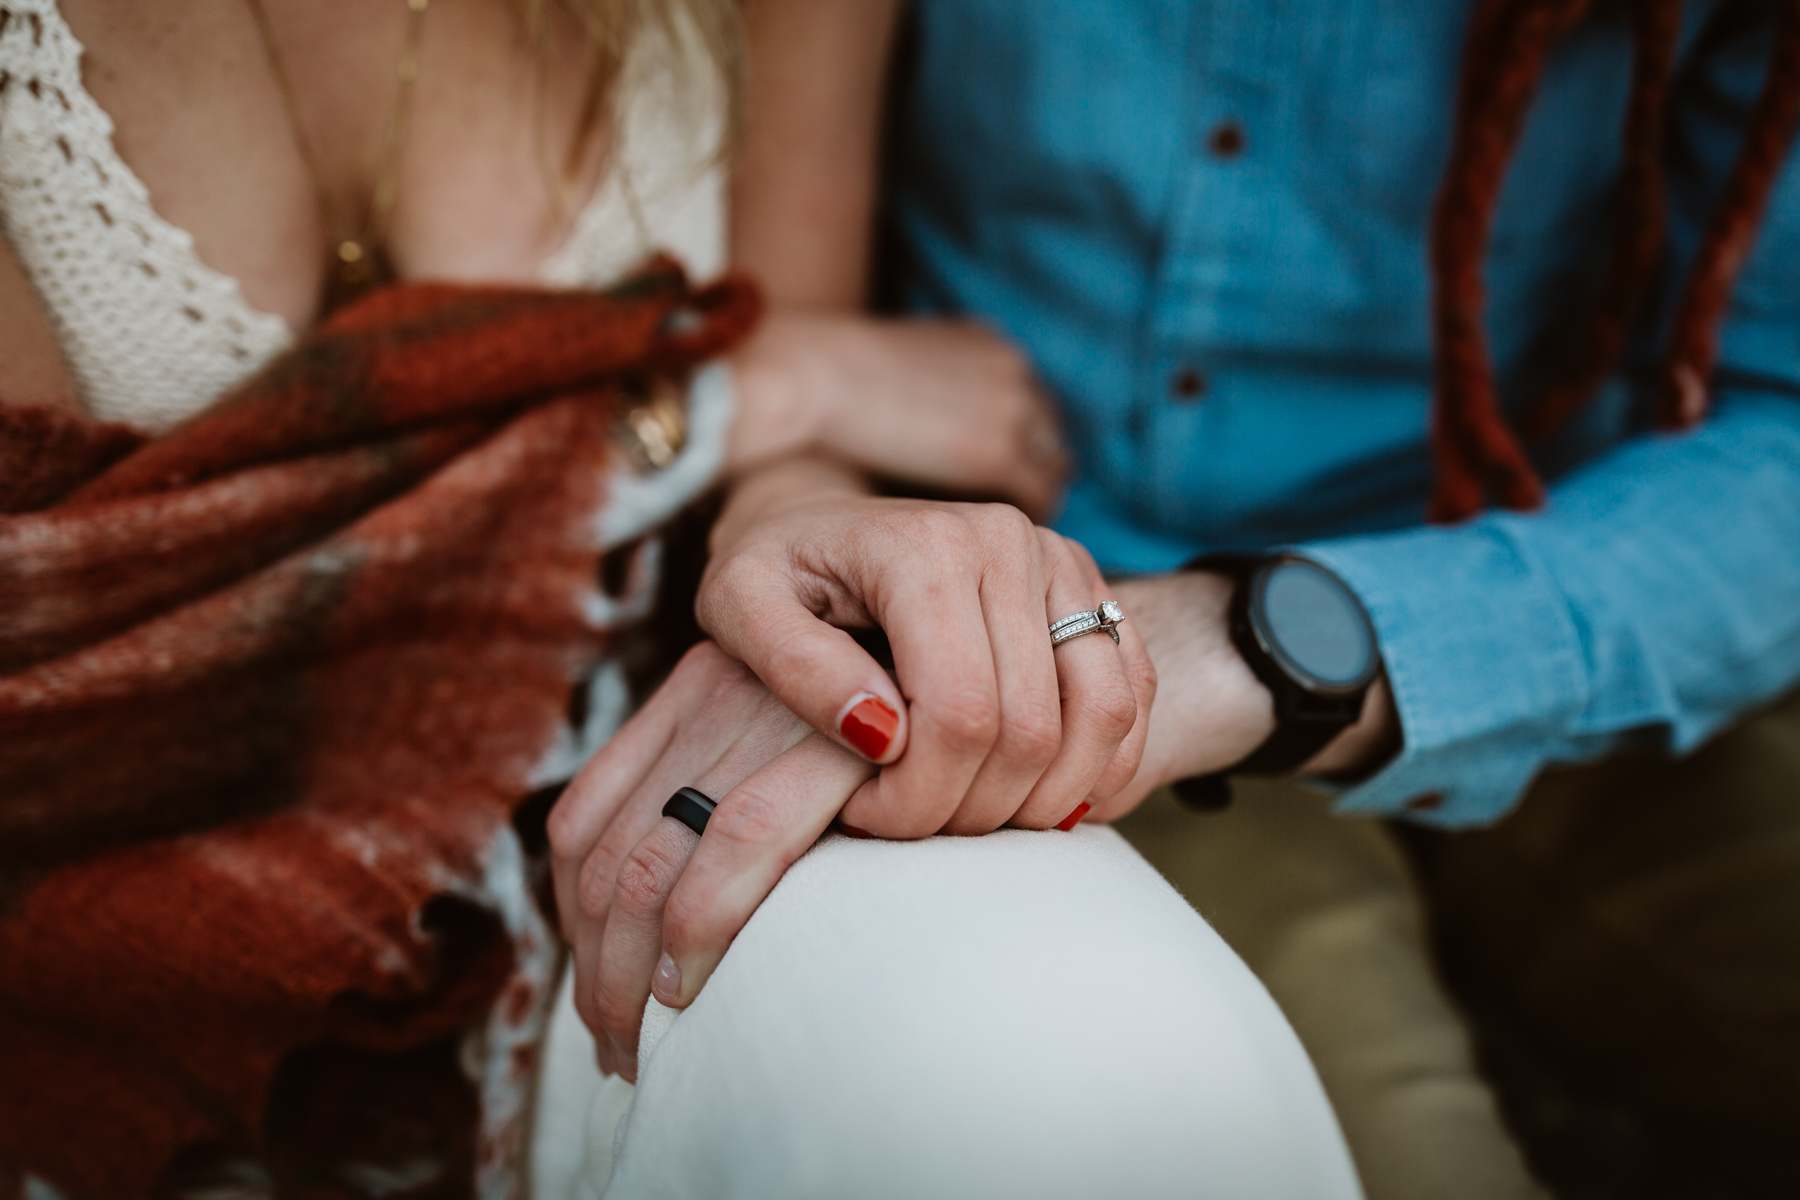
[
  {"xmin": 53, "ymin": 0, "xmax": 609, "ymax": 332},
  {"xmin": 2, "ymin": 0, "xmax": 723, "ymax": 430}
]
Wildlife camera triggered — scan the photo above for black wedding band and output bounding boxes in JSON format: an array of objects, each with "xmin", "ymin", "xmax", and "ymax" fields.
[{"xmin": 663, "ymin": 787, "xmax": 717, "ymax": 836}]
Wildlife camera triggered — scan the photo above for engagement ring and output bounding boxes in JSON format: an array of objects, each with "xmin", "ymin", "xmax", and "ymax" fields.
[{"xmin": 1050, "ymin": 600, "xmax": 1126, "ymax": 647}]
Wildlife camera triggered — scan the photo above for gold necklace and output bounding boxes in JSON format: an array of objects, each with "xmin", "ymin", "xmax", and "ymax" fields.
[{"xmin": 243, "ymin": 0, "xmax": 429, "ymax": 308}]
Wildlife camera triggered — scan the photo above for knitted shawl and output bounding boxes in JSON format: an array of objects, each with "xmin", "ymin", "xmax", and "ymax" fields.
[{"xmin": 0, "ymin": 260, "xmax": 758, "ymax": 1199}]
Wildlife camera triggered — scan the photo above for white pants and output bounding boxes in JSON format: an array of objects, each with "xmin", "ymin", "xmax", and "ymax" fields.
[{"xmin": 530, "ymin": 826, "xmax": 1361, "ymax": 1200}]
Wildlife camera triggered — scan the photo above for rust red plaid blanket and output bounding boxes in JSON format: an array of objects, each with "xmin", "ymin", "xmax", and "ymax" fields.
[{"xmin": 0, "ymin": 261, "xmax": 758, "ymax": 1199}]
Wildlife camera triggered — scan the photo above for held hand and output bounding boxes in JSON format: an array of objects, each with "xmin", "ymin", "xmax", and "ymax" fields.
[
  {"xmin": 724, "ymin": 311, "xmax": 1070, "ymax": 520},
  {"xmin": 698, "ymin": 497, "xmax": 1158, "ymax": 838},
  {"xmin": 546, "ymin": 633, "xmax": 1147, "ymax": 1081},
  {"xmin": 548, "ymin": 642, "xmax": 872, "ymax": 1080}
]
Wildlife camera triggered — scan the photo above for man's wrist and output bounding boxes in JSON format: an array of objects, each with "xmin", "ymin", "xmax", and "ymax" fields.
[
  {"xmin": 1302, "ymin": 674, "xmax": 1398, "ymax": 777},
  {"xmin": 1111, "ymin": 572, "xmax": 1270, "ymax": 791},
  {"xmin": 1111, "ymin": 569, "xmax": 1398, "ymax": 791}
]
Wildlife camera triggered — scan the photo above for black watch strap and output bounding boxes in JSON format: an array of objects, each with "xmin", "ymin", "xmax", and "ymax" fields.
[
  {"xmin": 1235, "ymin": 714, "xmax": 1346, "ymax": 776},
  {"xmin": 1171, "ymin": 552, "xmax": 1373, "ymax": 812},
  {"xmin": 1173, "ymin": 707, "xmax": 1346, "ymax": 812}
]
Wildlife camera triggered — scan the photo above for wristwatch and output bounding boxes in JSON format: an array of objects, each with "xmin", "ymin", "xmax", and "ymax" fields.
[{"xmin": 1173, "ymin": 554, "xmax": 1380, "ymax": 810}]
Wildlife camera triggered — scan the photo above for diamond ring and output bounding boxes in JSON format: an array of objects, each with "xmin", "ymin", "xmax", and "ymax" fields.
[{"xmin": 1049, "ymin": 600, "xmax": 1127, "ymax": 647}]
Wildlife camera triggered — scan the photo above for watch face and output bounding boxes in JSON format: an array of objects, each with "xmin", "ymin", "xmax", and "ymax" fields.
[{"xmin": 1249, "ymin": 559, "xmax": 1378, "ymax": 695}]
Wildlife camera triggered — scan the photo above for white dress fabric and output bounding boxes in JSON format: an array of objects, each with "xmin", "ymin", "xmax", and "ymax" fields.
[
  {"xmin": 532, "ymin": 827, "xmax": 1361, "ymax": 1200},
  {"xmin": 2, "ymin": 5, "xmax": 1361, "ymax": 1196}
]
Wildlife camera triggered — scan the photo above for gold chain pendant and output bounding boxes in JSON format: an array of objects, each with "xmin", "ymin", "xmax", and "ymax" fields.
[{"xmin": 322, "ymin": 239, "xmax": 396, "ymax": 311}]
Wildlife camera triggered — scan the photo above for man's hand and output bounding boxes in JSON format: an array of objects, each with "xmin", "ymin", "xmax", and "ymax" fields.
[
  {"xmin": 548, "ymin": 643, "xmax": 872, "ymax": 1081},
  {"xmin": 1099, "ymin": 572, "xmax": 1398, "ymax": 818}
]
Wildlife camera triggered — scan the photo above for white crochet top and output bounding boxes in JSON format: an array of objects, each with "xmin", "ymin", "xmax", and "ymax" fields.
[{"xmin": 0, "ymin": 0, "xmax": 725, "ymax": 432}]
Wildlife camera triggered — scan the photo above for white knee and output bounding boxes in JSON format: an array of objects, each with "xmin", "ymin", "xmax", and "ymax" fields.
[{"xmin": 586, "ymin": 827, "xmax": 1358, "ymax": 1199}]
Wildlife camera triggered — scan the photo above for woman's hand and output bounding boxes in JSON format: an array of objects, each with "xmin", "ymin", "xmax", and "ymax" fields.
[
  {"xmin": 547, "ymin": 642, "xmax": 871, "ymax": 1079},
  {"xmin": 724, "ymin": 311, "xmax": 1069, "ymax": 521},
  {"xmin": 697, "ymin": 494, "xmax": 1159, "ymax": 839}
]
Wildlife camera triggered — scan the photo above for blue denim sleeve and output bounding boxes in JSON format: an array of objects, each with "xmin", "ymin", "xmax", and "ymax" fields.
[
  {"xmin": 1299, "ymin": 391, "xmax": 1800, "ymax": 827},
  {"xmin": 1293, "ymin": 16, "xmax": 1800, "ymax": 827}
]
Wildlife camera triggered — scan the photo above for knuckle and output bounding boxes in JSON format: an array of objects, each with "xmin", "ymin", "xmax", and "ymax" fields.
[
  {"xmin": 928, "ymin": 690, "xmax": 1002, "ymax": 754},
  {"xmin": 659, "ymin": 885, "xmax": 713, "ymax": 953},
  {"xmin": 868, "ymin": 804, "xmax": 949, "ymax": 841},
  {"xmin": 710, "ymin": 783, "xmax": 788, "ymax": 849},
  {"xmin": 1108, "ymin": 737, "xmax": 1150, "ymax": 791},
  {"xmin": 673, "ymin": 648, "xmax": 758, "ymax": 717},
  {"xmin": 910, "ymin": 506, "xmax": 976, "ymax": 553},
  {"xmin": 1068, "ymin": 539, "xmax": 1106, "ymax": 582},
  {"xmin": 941, "ymin": 808, "xmax": 1005, "ymax": 837},
  {"xmin": 1082, "ymin": 679, "xmax": 1139, "ymax": 739},
  {"xmin": 994, "ymin": 705, "xmax": 1062, "ymax": 770},
  {"xmin": 850, "ymin": 778, "xmax": 961, "ymax": 840},
  {"xmin": 1036, "ymin": 527, "xmax": 1075, "ymax": 568},
  {"xmin": 718, "ymin": 662, "xmax": 765, "ymax": 708},
  {"xmin": 545, "ymin": 791, "xmax": 584, "ymax": 863},
  {"xmin": 972, "ymin": 501, "xmax": 1034, "ymax": 543},
  {"xmin": 1069, "ymin": 536, "xmax": 1101, "ymax": 571},
  {"xmin": 1089, "ymin": 764, "xmax": 1135, "ymax": 808},
  {"xmin": 1126, "ymin": 648, "xmax": 1159, "ymax": 706},
  {"xmin": 614, "ymin": 838, "xmax": 682, "ymax": 914},
  {"xmin": 675, "ymin": 639, "xmax": 732, "ymax": 678},
  {"xmin": 698, "ymin": 555, "xmax": 763, "ymax": 623}
]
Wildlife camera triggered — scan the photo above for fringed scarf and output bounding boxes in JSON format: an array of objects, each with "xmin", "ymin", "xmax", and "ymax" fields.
[{"xmin": 0, "ymin": 259, "xmax": 759, "ymax": 1199}]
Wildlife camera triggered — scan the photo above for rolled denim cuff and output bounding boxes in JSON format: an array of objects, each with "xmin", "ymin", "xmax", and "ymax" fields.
[{"xmin": 1290, "ymin": 520, "xmax": 1588, "ymax": 827}]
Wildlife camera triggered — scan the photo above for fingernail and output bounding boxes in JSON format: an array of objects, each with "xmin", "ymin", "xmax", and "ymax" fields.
[
  {"xmin": 838, "ymin": 693, "xmax": 899, "ymax": 761},
  {"xmin": 652, "ymin": 952, "xmax": 683, "ymax": 1005},
  {"xmin": 1056, "ymin": 802, "xmax": 1092, "ymax": 832}
]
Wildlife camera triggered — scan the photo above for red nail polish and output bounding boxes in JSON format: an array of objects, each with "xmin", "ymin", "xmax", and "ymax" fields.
[
  {"xmin": 839, "ymin": 695, "xmax": 899, "ymax": 761},
  {"xmin": 1056, "ymin": 802, "xmax": 1092, "ymax": 832}
]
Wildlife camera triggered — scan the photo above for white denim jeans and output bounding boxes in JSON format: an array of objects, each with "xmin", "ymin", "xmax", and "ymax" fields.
[{"xmin": 531, "ymin": 825, "xmax": 1361, "ymax": 1200}]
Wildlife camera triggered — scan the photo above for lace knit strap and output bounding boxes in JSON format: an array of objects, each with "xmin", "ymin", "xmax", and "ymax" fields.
[
  {"xmin": 0, "ymin": 1, "xmax": 725, "ymax": 433},
  {"xmin": 0, "ymin": 0, "xmax": 294, "ymax": 432}
]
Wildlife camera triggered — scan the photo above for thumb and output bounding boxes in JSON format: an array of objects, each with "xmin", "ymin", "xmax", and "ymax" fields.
[{"xmin": 697, "ymin": 561, "xmax": 909, "ymax": 765}]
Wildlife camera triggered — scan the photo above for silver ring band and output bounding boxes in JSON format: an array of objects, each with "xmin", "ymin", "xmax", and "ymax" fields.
[{"xmin": 1049, "ymin": 600, "xmax": 1127, "ymax": 647}]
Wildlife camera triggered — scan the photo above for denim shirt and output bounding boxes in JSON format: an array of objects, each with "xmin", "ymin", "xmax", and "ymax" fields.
[{"xmin": 886, "ymin": 1, "xmax": 1800, "ymax": 825}]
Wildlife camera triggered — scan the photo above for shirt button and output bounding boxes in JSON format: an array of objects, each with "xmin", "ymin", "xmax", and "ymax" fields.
[
  {"xmin": 1207, "ymin": 120, "xmax": 1246, "ymax": 158},
  {"xmin": 1170, "ymin": 367, "xmax": 1208, "ymax": 402}
]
